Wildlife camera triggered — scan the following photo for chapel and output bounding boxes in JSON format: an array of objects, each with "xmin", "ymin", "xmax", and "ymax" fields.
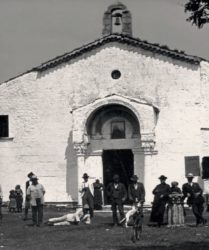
[{"xmin": 1, "ymin": 2, "xmax": 209, "ymax": 204}]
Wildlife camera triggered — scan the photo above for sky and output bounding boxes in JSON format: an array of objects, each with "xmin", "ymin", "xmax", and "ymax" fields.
[{"xmin": 0, "ymin": 0, "xmax": 209, "ymax": 83}]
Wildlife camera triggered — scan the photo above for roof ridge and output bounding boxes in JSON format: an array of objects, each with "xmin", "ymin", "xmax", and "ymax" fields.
[
  {"xmin": 1, "ymin": 34, "xmax": 206, "ymax": 84},
  {"xmin": 34, "ymin": 34, "xmax": 204, "ymax": 71}
]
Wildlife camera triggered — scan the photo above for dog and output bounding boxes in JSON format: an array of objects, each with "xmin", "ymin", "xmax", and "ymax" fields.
[
  {"xmin": 120, "ymin": 202, "xmax": 143, "ymax": 242},
  {"xmin": 121, "ymin": 202, "xmax": 143, "ymax": 228},
  {"xmin": 131, "ymin": 204, "xmax": 143, "ymax": 243}
]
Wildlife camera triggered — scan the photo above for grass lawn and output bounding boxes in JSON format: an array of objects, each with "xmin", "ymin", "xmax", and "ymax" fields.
[{"xmin": 1, "ymin": 207, "xmax": 209, "ymax": 250}]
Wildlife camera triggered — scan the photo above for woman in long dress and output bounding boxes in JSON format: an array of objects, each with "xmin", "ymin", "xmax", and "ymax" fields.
[
  {"xmin": 93, "ymin": 179, "xmax": 103, "ymax": 210},
  {"xmin": 149, "ymin": 175, "xmax": 171, "ymax": 226}
]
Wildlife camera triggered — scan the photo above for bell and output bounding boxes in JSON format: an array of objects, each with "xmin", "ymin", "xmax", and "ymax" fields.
[{"xmin": 114, "ymin": 16, "xmax": 121, "ymax": 26}]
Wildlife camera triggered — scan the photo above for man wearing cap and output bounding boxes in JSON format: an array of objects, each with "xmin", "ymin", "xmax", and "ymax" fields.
[
  {"xmin": 106, "ymin": 174, "xmax": 127, "ymax": 226},
  {"xmin": 149, "ymin": 175, "xmax": 171, "ymax": 227},
  {"xmin": 79, "ymin": 173, "xmax": 94, "ymax": 218},
  {"xmin": 26, "ymin": 175, "xmax": 46, "ymax": 227},
  {"xmin": 182, "ymin": 173, "xmax": 206, "ymax": 226}
]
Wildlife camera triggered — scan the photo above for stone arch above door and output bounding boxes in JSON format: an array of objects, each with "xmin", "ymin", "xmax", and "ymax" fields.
[
  {"xmin": 86, "ymin": 104, "xmax": 140, "ymax": 140},
  {"xmin": 72, "ymin": 94, "xmax": 159, "ymax": 155}
]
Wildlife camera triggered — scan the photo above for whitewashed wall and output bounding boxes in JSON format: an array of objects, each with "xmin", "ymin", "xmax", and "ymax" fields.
[{"xmin": 0, "ymin": 42, "xmax": 205, "ymax": 203}]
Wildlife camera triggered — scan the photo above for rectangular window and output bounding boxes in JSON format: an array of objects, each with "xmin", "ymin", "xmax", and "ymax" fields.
[
  {"xmin": 0, "ymin": 115, "xmax": 9, "ymax": 137},
  {"xmin": 202, "ymin": 157, "xmax": 209, "ymax": 179},
  {"xmin": 185, "ymin": 156, "xmax": 200, "ymax": 176},
  {"xmin": 111, "ymin": 121, "xmax": 125, "ymax": 139}
]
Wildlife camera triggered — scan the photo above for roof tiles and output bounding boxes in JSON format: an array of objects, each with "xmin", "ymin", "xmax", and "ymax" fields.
[{"xmin": 34, "ymin": 34, "xmax": 203, "ymax": 72}]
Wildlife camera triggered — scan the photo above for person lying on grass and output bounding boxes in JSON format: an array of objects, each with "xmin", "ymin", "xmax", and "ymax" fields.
[{"xmin": 46, "ymin": 208, "xmax": 91, "ymax": 226}]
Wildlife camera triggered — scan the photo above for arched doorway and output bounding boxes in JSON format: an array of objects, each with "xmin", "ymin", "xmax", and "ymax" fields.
[{"xmin": 86, "ymin": 104, "xmax": 140, "ymax": 204}]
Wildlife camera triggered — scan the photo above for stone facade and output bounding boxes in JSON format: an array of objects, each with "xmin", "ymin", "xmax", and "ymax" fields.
[{"xmin": 0, "ymin": 3, "xmax": 209, "ymax": 204}]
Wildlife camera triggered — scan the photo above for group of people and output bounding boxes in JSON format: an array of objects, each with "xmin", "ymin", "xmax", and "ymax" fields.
[
  {"xmin": 45, "ymin": 174, "xmax": 103, "ymax": 227},
  {"xmin": 79, "ymin": 172, "xmax": 207, "ymax": 228},
  {"xmin": 150, "ymin": 173, "xmax": 207, "ymax": 227},
  {"xmin": 9, "ymin": 172, "xmax": 46, "ymax": 227},
  {"xmin": 0, "ymin": 171, "xmax": 208, "ymax": 228},
  {"xmin": 78, "ymin": 172, "xmax": 145, "ymax": 226},
  {"xmin": 8, "ymin": 185, "xmax": 23, "ymax": 213},
  {"xmin": 0, "ymin": 172, "xmax": 46, "ymax": 227}
]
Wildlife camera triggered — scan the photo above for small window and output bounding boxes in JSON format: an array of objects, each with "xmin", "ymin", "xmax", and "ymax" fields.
[
  {"xmin": 0, "ymin": 115, "xmax": 9, "ymax": 137},
  {"xmin": 111, "ymin": 121, "xmax": 125, "ymax": 139},
  {"xmin": 202, "ymin": 157, "xmax": 209, "ymax": 179},
  {"xmin": 111, "ymin": 70, "xmax": 121, "ymax": 79}
]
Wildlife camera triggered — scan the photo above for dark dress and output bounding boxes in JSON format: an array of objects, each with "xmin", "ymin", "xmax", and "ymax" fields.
[
  {"xmin": 9, "ymin": 191, "xmax": 17, "ymax": 212},
  {"xmin": 15, "ymin": 189, "xmax": 23, "ymax": 212},
  {"xmin": 93, "ymin": 182, "xmax": 103, "ymax": 210},
  {"xmin": 150, "ymin": 183, "xmax": 171, "ymax": 225}
]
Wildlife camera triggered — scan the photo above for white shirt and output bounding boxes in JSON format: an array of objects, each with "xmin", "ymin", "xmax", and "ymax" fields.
[
  {"xmin": 66, "ymin": 209, "xmax": 83, "ymax": 222},
  {"xmin": 27, "ymin": 183, "xmax": 45, "ymax": 206},
  {"xmin": 79, "ymin": 181, "xmax": 94, "ymax": 197}
]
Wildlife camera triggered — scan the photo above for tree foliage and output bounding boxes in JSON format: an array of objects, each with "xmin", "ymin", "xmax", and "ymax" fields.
[{"xmin": 185, "ymin": 0, "xmax": 209, "ymax": 28}]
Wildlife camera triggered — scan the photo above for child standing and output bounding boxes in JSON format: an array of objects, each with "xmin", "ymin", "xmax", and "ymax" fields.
[
  {"xmin": 15, "ymin": 185, "xmax": 23, "ymax": 213},
  {"xmin": 9, "ymin": 190, "xmax": 17, "ymax": 212},
  {"xmin": 167, "ymin": 181, "xmax": 184, "ymax": 227}
]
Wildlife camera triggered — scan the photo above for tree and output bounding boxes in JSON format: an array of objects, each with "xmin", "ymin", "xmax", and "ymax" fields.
[{"xmin": 185, "ymin": 0, "xmax": 209, "ymax": 28}]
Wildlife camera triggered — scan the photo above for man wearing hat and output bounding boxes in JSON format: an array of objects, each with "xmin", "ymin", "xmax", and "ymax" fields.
[
  {"xmin": 121, "ymin": 175, "xmax": 145, "ymax": 227},
  {"xmin": 26, "ymin": 175, "xmax": 46, "ymax": 227},
  {"xmin": 23, "ymin": 172, "xmax": 34, "ymax": 220},
  {"xmin": 79, "ymin": 173, "xmax": 94, "ymax": 218},
  {"xmin": 182, "ymin": 173, "xmax": 206, "ymax": 226},
  {"xmin": 106, "ymin": 174, "xmax": 127, "ymax": 226},
  {"xmin": 149, "ymin": 175, "xmax": 171, "ymax": 227},
  {"xmin": 128, "ymin": 175, "xmax": 145, "ymax": 205}
]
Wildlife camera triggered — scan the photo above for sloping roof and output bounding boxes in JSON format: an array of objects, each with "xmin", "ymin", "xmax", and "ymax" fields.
[
  {"xmin": 33, "ymin": 34, "xmax": 203, "ymax": 72},
  {"xmin": 2, "ymin": 33, "xmax": 205, "ymax": 84}
]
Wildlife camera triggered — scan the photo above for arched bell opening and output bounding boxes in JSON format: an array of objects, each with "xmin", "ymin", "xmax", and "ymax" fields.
[{"xmin": 102, "ymin": 2, "xmax": 132, "ymax": 36}]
